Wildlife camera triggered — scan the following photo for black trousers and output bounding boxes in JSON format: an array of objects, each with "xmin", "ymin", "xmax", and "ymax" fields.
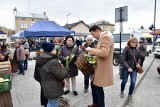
[
  {"xmin": 91, "ymin": 81, "xmax": 105, "ymax": 107},
  {"xmin": 140, "ymin": 56, "xmax": 145, "ymax": 67},
  {"xmin": 40, "ymin": 86, "xmax": 48, "ymax": 107}
]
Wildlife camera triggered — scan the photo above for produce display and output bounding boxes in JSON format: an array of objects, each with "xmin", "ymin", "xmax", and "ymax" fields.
[
  {"xmin": 0, "ymin": 78, "xmax": 9, "ymax": 82},
  {"xmin": 85, "ymin": 52, "xmax": 96, "ymax": 64},
  {"xmin": 0, "ymin": 74, "xmax": 12, "ymax": 92}
]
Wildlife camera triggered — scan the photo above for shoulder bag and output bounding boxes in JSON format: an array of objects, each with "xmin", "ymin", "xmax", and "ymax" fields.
[{"xmin": 128, "ymin": 48, "xmax": 144, "ymax": 74}]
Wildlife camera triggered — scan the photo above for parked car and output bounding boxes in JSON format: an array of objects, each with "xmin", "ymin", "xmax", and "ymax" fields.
[{"xmin": 154, "ymin": 46, "xmax": 160, "ymax": 57}]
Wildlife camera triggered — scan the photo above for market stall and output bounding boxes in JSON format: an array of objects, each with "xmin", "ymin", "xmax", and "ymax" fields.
[{"xmin": 0, "ymin": 61, "xmax": 13, "ymax": 107}]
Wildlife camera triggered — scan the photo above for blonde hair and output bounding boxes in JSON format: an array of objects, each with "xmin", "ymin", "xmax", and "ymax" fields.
[{"xmin": 127, "ymin": 37, "xmax": 138, "ymax": 47}]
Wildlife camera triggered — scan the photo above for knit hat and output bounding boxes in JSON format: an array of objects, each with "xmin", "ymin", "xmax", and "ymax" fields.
[
  {"xmin": 86, "ymin": 35, "xmax": 93, "ymax": 41},
  {"xmin": 42, "ymin": 42, "xmax": 55, "ymax": 53},
  {"xmin": 140, "ymin": 37, "xmax": 145, "ymax": 41}
]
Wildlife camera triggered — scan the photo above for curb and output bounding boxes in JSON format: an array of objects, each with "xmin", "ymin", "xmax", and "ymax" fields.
[{"xmin": 116, "ymin": 56, "xmax": 155, "ymax": 107}]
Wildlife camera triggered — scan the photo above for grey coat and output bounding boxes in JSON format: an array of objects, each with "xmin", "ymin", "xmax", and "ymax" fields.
[
  {"xmin": 139, "ymin": 43, "xmax": 147, "ymax": 57},
  {"xmin": 36, "ymin": 52, "xmax": 68, "ymax": 99},
  {"xmin": 16, "ymin": 46, "xmax": 25, "ymax": 61}
]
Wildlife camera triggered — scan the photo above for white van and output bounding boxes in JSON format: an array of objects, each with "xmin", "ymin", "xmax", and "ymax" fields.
[{"xmin": 112, "ymin": 32, "xmax": 142, "ymax": 51}]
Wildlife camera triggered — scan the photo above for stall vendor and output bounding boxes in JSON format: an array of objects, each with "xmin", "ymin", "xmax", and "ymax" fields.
[{"xmin": 0, "ymin": 45, "xmax": 10, "ymax": 61}]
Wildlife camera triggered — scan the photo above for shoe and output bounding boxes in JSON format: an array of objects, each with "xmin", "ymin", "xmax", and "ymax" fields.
[
  {"xmin": 73, "ymin": 91, "xmax": 78, "ymax": 96},
  {"xmin": 120, "ymin": 91, "xmax": 124, "ymax": 98},
  {"xmin": 88, "ymin": 104, "xmax": 97, "ymax": 107},
  {"xmin": 18, "ymin": 72, "xmax": 21, "ymax": 74},
  {"xmin": 126, "ymin": 95, "xmax": 133, "ymax": 105},
  {"xmin": 22, "ymin": 73, "xmax": 25, "ymax": 75},
  {"xmin": 84, "ymin": 88, "xmax": 88, "ymax": 93},
  {"xmin": 64, "ymin": 90, "xmax": 70, "ymax": 95}
]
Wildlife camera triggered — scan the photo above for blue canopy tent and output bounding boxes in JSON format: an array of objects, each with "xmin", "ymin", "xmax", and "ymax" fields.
[
  {"xmin": 10, "ymin": 31, "xmax": 24, "ymax": 39},
  {"xmin": 23, "ymin": 20, "xmax": 75, "ymax": 37}
]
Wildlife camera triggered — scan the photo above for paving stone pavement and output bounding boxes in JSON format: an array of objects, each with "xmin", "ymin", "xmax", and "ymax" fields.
[
  {"xmin": 10, "ymin": 46, "xmax": 155, "ymax": 107},
  {"xmin": 124, "ymin": 58, "xmax": 160, "ymax": 107}
]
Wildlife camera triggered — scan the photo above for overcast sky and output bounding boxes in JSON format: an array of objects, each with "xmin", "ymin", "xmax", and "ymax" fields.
[{"xmin": 0, "ymin": 0, "xmax": 159, "ymax": 32}]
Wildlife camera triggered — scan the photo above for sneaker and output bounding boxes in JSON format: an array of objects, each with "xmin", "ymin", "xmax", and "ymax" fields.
[
  {"xmin": 22, "ymin": 73, "xmax": 25, "ymax": 75},
  {"xmin": 120, "ymin": 91, "xmax": 124, "ymax": 98},
  {"xmin": 18, "ymin": 72, "xmax": 21, "ymax": 74},
  {"xmin": 73, "ymin": 91, "xmax": 78, "ymax": 96},
  {"xmin": 84, "ymin": 88, "xmax": 88, "ymax": 93},
  {"xmin": 64, "ymin": 90, "xmax": 70, "ymax": 95}
]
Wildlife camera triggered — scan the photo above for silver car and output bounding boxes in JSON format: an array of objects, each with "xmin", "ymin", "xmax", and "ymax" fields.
[{"xmin": 154, "ymin": 46, "xmax": 160, "ymax": 57}]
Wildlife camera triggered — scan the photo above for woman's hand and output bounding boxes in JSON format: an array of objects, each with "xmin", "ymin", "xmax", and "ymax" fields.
[
  {"xmin": 128, "ymin": 67, "xmax": 133, "ymax": 72},
  {"xmin": 136, "ymin": 63, "xmax": 141, "ymax": 68}
]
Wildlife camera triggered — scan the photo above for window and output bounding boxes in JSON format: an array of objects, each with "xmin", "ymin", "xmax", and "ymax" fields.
[
  {"xmin": 21, "ymin": 22, "xmax": 27, "ymax": 28},
  {"xmin": 30, "ymin": 22, "xmax": 35, "ymax": 27}
]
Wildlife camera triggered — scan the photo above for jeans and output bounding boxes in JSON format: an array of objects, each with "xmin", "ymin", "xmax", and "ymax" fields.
[
  {"xmin": 47, "ymin": 98, "xmax": 59, "ymax": 107},
  {"xmin": 91, "ymin": 81, "xmax": 105, "ymax": 107},
  {"xmin": 18, "ymin": 61, "xmax": 24, "ymax": 73},
  {"xmin": 121, "ymin": 68, "xmax": 137, "ymax": 95},
  {"xmin": 24, "ymin": 59, "xmax": 28, "ymax": 70},
  {"xmin": 84, "ymin": 76, "xmax": 90, "ymax": 88}
]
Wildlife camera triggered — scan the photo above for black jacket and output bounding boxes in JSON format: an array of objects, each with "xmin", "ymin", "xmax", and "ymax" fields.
[{"xmin": 122, "ymin": 47, "xmax": 141, "ymax": 70}]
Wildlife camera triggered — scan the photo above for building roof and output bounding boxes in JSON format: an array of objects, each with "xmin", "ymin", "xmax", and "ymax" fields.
[
  {"xmin": 150, "ymin": 29, "xmax": 160, "ymax": 35},
  {"xmin": 64, "ymin": 21, "xmax": 90, "ymax": 29},
  {"xmin": 15, "ymin": 12, "xmax": 48, "ymax": 19},
  {"xmin": 91, "ymin": 20, "xmax": 115, "ymax": 26}
]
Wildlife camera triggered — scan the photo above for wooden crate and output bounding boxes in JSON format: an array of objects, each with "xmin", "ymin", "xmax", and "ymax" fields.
[
  {"xmin": 0, "ymin": 61, "xmax": 12, "ymax": 75},
  {"xmin": 0, "ymin": 91, "xmax": 13, "ymax": 107}
]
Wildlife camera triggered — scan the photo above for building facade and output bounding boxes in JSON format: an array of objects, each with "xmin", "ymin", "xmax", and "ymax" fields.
[
  {"xmin": 64, "ymin": 20, "xmax": 90, "ymax": 40},
  {"xmin": 91, "ymin": 20, "xmax": 115, "ymax": 33},
  {"xmin": 13, "ymin": 7, "xmax": 48, "ymax": 33}
]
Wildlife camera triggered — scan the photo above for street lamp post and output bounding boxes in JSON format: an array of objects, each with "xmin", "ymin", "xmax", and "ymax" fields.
[
  {"xmin": 152, "ymin": 0, "xmax": 157, "ymax": 51},
  {"xmin": 67, "ymin": 13, "xmax": 71, "ymax": 24}
]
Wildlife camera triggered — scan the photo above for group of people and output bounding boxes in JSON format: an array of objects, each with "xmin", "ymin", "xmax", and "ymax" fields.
[
  {"xmin": 0, "ymin": 40, "xmax": 30, "ymax": 75},
  {"xmin": 33, "ymin": 25, "xmax": 147, "ymax": 107}
]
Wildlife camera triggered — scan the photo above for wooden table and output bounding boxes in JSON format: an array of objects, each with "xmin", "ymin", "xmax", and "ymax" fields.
[{"xmin": 0, "ymin": 91, "xmax": 13, "ymax": 107}]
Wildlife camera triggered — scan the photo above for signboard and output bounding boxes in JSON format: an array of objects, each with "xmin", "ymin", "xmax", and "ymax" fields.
[{"xmin": 115, "ymin": 6, "xmax": 128, "ymax": 23}]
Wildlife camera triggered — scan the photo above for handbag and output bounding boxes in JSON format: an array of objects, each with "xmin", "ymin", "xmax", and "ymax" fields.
[{"xmin": 128, "ymin": 48, "xmax": 144, "ymax": 74}]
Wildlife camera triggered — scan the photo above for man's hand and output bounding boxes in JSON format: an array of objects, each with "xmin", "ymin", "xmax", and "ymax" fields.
[{"xmin": 85, "ymin": 47, "xmax": 91, "ymax": 52}]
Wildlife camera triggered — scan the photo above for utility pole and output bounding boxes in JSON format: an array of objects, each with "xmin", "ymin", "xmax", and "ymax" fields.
[
  {"xmin": 152, "ymin": 0, "xmax": 157, "ymax": 51},
  {"xmin": 67, "ymin": 13, "xmax": 71, "ymax": 24}
]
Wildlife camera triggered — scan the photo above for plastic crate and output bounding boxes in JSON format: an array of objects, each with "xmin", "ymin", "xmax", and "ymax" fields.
[{"xmin": 0, "ymin": 74, "xmax": 12, "ymax": 92}]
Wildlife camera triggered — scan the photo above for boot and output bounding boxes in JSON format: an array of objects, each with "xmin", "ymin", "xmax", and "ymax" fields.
[
  {"xmin": 84, "ymin": 86, "xmax": 88, "ymax": 93},
  {"xmin": 126, "ymin": 95, "xmax": 133, "ymax": 104},
  {"xmin": 120, "ymin": 91, "xmax": 124, "ymax": 98},
  {"xmin": 88, "ymin": 104, "xmax": 97, "ymax": 107}
]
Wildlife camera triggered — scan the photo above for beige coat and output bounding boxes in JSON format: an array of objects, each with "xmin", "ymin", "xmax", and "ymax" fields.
[{"xmin": 89, "ymin": 32, "xmax": 114, "ymax": 87}]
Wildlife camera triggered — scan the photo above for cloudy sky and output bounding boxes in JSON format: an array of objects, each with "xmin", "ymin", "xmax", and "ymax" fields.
[{"xmin": 0, "ymin": 0, "xmax": 159, "ymax": 32}]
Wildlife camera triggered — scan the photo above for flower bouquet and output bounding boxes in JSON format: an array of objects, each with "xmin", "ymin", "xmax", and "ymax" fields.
[{"xmin": 75, "ymin": 52, "xmax": 95, "ymax": 76}]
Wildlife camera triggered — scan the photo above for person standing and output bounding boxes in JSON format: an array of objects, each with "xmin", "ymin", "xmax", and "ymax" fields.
[
  {"xmin": 138, "ymin": 37, "xmax": 147, "ymax": 67},
  {"xmin": 23, "ymin": 40, "xmax": 30, "ymax": 70},
  {"xmin": 85, "ymin": 25, "xmax": 114, "ymax": 107},
  {"xmin": 15, "ymin": 42, "xmax": 25, "ymax": 75},
  {"xmin": 81, "ymin": 35, "xmax": 96, "ymax": 93},
  {"xmin": 59, "ymin": 36, "xmax": 80, "ymax": 96},
  {"xmin": 35, "ymin": 42, "xmax": 69, "ymax": 107},
  {"xmin": 120, "ymin": 37, "xmax": 141, "ymax": 104},
  {"xmin": 0, "ymin": 45, "xmax": 10, "ymax": 61}
]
